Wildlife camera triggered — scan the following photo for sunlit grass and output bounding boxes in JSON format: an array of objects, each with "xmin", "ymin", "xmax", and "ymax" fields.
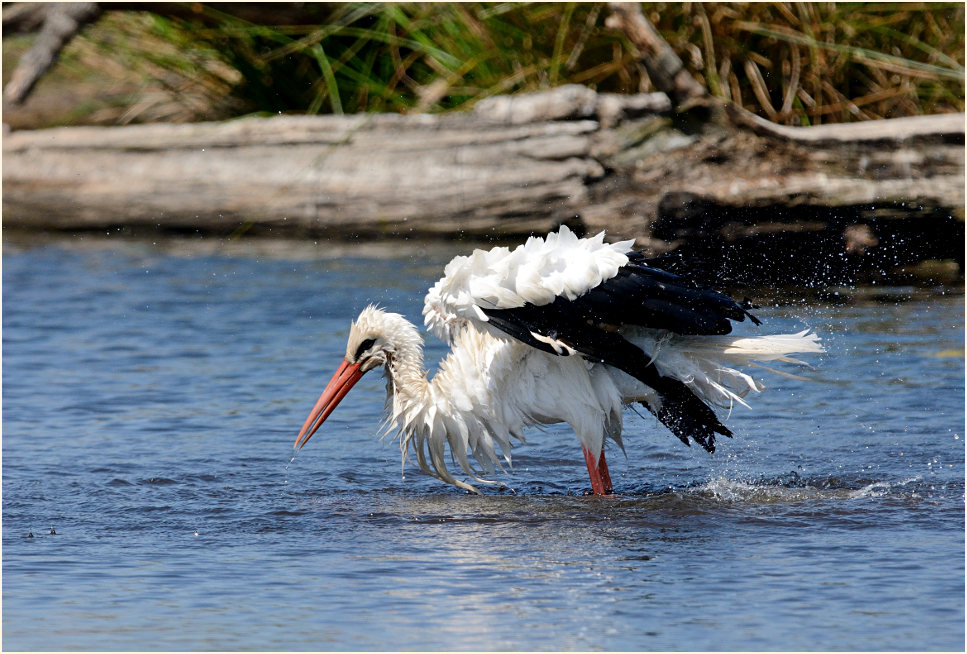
[
  {"xmin": 647, "ymin": 2, "xmax": 965, "ymax": 124},
  {"xmin": 16, "ymin": 2, "xmax": 965, "ymax": 126}
]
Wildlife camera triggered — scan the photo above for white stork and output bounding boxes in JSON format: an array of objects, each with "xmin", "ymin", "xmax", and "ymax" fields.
[{"xmin": 295, "ymin": 226, "xmax": 822, "ymax": 495}]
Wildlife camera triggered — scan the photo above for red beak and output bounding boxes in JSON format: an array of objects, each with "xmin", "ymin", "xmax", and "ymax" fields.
[{"xmin": 294, "ymin": 359, "xmax": 366, "ymax": 450}]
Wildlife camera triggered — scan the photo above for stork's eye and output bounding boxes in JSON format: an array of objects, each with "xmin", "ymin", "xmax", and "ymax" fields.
[{"xmin": 354, "ymin": 338, "xmax": 377, "ymax": 360}]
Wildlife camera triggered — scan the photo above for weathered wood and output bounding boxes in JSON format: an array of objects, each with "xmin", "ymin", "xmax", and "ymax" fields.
[
  {"xmin": 3, "ymin": 3, "xmax": 102, "ymax": 105},
  {"xmin": 2, "ymin": 111, "xmax": 605, "ymax": 236},
  {"xmin": 726, "ymin": 103, "xmax": 965, "ymax": 145},
  {"xmin": 582, "ymin": 103, "xmax": 964, "ymax": 283},
  {"xmin": 605, "ymin": 2, "xmax": 708, "ymax": 108},
  {"xmin": 3, "ymin": 86, "xmax": 963, "ymax": 283},
  {"xmin": 2, "ymin": 3, "xmax": 50, "ymax": 33}
]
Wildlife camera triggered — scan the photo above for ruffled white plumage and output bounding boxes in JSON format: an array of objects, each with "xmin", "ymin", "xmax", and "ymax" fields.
[
  {"xmin": 380, "ymin": 316, "xmax": 625, "ymax": 491},
  {"xmin": 423, "ymin": 225, "xmax": 634, "ymax": 344},
  {"xmin": 366, "ymin": 305, "xmax": 822, "ymax": 492},
  {"xmin": 621, "ymin": 328, "xmax": 824, "ymax": 412},
  {"xmin": 309, "ymin": 228, "xmax": 824, "ymax": 493}
]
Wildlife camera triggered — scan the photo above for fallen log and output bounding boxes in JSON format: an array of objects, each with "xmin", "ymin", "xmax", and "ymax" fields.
[
  {"xmin": 586, "ymin": 105, "xmax": 964, "ymax": 285},
  {"xmin": 2, "ymin": 109, "xmax": 606, "ymax": 236},
  {"xmin": 3, "ymin": 86, "xmax": 963, "ymax": 285}
]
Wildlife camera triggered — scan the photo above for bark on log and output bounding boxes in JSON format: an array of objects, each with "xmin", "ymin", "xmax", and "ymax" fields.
[
  {"xmin": 2, "ymin": 110, "xmax": 610, "ymax": 237},
  {"xmin": 3, "ymin": 86, "xmax": 963, "ymax": 285}
]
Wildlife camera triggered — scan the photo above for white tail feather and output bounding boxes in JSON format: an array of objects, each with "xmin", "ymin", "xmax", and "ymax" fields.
[{"xmin": 629, "ymin": 329, "xmax": 824, "ymax": 410}]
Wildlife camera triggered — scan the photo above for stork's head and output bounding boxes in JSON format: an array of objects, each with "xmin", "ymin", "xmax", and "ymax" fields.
[{"xmin": 294, "ymin": 306, "xmax": 420, "ymax": 451}]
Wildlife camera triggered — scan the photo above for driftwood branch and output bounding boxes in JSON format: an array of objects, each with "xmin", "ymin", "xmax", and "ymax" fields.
[
  {"xmin": 2, "ymin": 109, "xmax": 606, "ymax": 236},
  {"xmin": 605, "ymin": 2, "xmax": 708, "ymax": 108},
  {"xmin": 1, "ymin": 2, "xmax": 341, "ymax": 106},
  {"xmin": 2, "ymin": 3, "xmax": 51, "ymax": 33},
  {"xmin": 4, "ymin": 85, "xmax": 963, "ymax": 284},
  {"xmin": 3, "ymin": 3, "xmax": 102, "ymax": 105},
  {"xmin": 725, "ymin": 103, "xmax": 965, "ymax": 145}
]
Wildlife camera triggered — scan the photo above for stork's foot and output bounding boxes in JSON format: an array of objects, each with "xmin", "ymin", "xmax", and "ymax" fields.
[{"xmin": 582, "ymin": 445, "xmax": 614, "ymax": 496}]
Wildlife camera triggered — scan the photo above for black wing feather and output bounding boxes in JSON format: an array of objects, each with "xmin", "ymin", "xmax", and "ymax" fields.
[
  {"xmin": 579, "ymin": 252, "xmax": 759, "ymax": 334},
  {"xmin": 483, "ymin": 254, "xmax": 756, "ymax": 451}
]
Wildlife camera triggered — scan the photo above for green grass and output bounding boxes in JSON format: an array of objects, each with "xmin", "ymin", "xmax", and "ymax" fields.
[{"xmin": 10, "ymin": 2, "xmax": 965, "ymax": 126}]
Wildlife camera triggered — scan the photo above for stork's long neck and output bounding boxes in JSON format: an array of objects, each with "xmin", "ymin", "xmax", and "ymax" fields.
[
  {"xmin": 379, "ymin": 317, "xmax": 433, "ymax": 429},
  {"xmin": 379, "ymin": 317, "xmax": 506, "ymax": 493},
  {"xmin": 375, "ymin": 314, "xmax": 528, "ymax": 492}
]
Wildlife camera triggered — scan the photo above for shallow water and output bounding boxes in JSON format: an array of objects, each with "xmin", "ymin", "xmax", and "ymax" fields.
[{"xmin": 2, "ymin": 235, "xmax": 964, "ymax": 651}]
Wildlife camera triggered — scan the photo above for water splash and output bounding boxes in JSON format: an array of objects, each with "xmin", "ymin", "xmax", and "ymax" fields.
[
  {"xmin": 282, "ymin": 454, "xmax": 297, "ymax": 494},
  {"xmin": 687, "ymin": 473, "xmax": 930, "ymax": 505}
]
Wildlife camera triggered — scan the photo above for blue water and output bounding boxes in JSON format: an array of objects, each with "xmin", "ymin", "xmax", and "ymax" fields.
[{"xmin": 3, "ymin": 234, "xmax": 964, "ymax": 651}]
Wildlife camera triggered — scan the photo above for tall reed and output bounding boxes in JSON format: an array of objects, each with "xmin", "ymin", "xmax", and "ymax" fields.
[{"xmin": 17, "ymin": 2, "xmax": 966, "ymax": 125}]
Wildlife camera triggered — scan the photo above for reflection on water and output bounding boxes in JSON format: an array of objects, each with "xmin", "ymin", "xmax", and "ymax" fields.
[{"xmin": 2, "ymin": 234, "xmax": 963, "ymax": 651}]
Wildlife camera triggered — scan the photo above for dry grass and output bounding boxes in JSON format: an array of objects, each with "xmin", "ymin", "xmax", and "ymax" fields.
[
  {"xmin": 648, "ymin": 2, "xmax": 965, "ymax": 124},
  {"xmin": 6, "ymin": 2, "xmax": 963, "ymax": 127}
]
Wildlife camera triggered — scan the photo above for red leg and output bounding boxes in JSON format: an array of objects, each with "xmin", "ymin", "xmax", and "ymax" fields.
[{"xmin": 582, "ymin": 445, "xmax": 614, "ymax": 496}]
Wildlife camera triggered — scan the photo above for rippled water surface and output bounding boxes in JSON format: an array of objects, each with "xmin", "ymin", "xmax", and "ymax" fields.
[{"xmin": 3, "ymin": 235, "xmax": 964, "ymax": 651}]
